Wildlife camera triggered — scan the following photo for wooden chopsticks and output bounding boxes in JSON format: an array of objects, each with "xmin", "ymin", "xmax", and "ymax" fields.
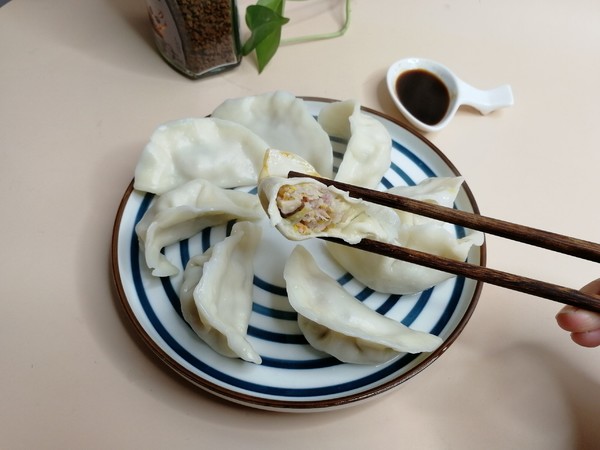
[{"xmin": 287, "ymin": 171, "xmax": 600, "ymax": 313}]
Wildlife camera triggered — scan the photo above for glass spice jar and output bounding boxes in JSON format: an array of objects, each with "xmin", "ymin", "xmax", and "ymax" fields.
[{"xmin": 145, "ymin": 0, "xmax": 242, "ymax": 79}]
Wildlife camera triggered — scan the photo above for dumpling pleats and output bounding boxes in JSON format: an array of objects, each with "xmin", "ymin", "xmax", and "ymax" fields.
[
  {"xmin": 326, "ymin": 177, "xmax": 484, "ymax": 294},
  {"xmin": 179, "ymin": 221, "xmax": 262, "ymax": 364},
  {"xmin": 326, "ymin": 226, "xmax": 483, "ymax": 295},
  {"xmin": 258, "ymin": 148, "xmax": 321, "ymax": 181},
  {"xmin": 318, "ymin": 99, "xmax": 392, "ymax": 189},
  {"xmin": 134, "ymin": 117, "xmax": 269, "ymax": 194},
  {"xmin": 135, "ymin": 178, "xmax": 263, "ymax": 277},
  {"xmin": 211, "ymin": 91, "xmax": 334, "ymax": 178},
  {"xmin": 284, "ymin": 246, "xmax": 443, "ymax": 365}
]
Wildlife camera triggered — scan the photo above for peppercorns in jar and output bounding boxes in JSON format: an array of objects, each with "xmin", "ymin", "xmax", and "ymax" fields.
[{"xmin": 146, "ymin": 0, "xmax": 241, "ymax": 79}]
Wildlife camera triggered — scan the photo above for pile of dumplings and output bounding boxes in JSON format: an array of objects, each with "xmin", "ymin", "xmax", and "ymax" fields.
[{"xmin": 133, "ymin": 91, "xmax": 483, "ymax": 366}]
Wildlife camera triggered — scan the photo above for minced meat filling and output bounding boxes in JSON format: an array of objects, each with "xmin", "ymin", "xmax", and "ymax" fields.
[{"xmin": 276, "ymin": 183, "xmax": 346, "ymax": 235}]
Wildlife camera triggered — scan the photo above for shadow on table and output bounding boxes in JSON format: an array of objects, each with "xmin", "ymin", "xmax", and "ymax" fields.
[
  {"xmin": 103, "ymin": 0, "xmax": 155, "ymax": 49},
  {"xmin": 15, "ymin": 0, "xmax": 169, "ymax": 78},
  {"xmin": 535, "ymin": 344, "xmax": 600, "ymax": 449},
  {"xmin": 410, "ymin": 340, "xmax": 600, "ymax": 449}
]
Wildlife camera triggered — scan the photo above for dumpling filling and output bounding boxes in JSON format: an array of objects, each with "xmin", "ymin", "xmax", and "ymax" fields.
[
  {"xmin": 261, "ymin": 175, "xmax": 402, "ymax": 243},
  {"xmin": 276, "ymin": 183, "xmax": 349, "ymax": 235}
]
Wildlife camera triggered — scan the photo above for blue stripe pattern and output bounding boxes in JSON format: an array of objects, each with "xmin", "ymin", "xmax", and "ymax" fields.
[{"xmin": 126, "ymin": 121, "xmax": 473, "ymax": 399}]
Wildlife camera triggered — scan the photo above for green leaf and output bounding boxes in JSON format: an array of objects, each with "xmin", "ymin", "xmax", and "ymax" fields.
[
  {"xmin": 257, "ymin": 0, "xmax": 285, "ymax": 13},
  {"xmin": 242, "ymin": 3, "xmax": 289, "ymax": 72},
  {"xmin": 242, "ymin": 0, "xmax": 351, "ymax": 74}
]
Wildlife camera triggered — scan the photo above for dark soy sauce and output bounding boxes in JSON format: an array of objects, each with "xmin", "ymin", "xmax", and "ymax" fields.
[{"xmin": 395, "ymin": 69, "xmax": 450, "ymax": 126}]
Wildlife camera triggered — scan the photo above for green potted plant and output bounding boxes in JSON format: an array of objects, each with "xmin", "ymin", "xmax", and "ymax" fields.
[
  {"xmin": 243, "ymin": 0, "xmax": 352, "ymax": 73},
  {"xmin": 145, "ymin": 0, "xmax": 351, "ymax": 78}
]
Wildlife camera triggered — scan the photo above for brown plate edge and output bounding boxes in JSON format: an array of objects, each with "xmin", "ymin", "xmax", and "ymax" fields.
[{"xmin": 109, "ymin": 96, "xmax": 487, "ymax": 412}]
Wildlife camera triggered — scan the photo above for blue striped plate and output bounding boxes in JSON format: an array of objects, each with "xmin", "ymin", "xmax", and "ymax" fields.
[{"xmin": 111, "ymin": 98, "xmax": 485, "ymax": 411}]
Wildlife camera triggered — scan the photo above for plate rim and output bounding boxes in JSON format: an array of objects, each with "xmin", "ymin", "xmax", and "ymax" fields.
[{"xmin": 110, "ymin": 96, "xmax": 487, "ymax": 411}]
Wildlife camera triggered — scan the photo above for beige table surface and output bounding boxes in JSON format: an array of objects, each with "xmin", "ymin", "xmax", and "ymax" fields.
[{"xmin": 2, "ymin": 0, "xmax": 600, "ymax": 448}]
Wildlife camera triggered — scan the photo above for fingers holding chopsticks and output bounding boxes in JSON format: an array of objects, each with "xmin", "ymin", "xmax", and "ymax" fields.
[{"xmin": 556, "ymin": 279, "xmax": 600, "ymax": 348}]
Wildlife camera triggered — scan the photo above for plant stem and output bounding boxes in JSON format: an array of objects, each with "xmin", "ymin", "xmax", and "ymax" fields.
[{"xmin": 280, "ymin": 0, "xmax": 351, "ymax": 46}]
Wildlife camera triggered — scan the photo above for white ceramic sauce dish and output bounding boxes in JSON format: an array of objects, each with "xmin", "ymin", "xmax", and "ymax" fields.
[{"xmin": 386, "ymin": 57, "xmax": 514, "ymax": 132}]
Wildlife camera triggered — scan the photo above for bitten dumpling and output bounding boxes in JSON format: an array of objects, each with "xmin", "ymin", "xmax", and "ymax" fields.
[
  {"xmin": 284, "ymin": 246, "xmax": 443, "ymax": 364},
  {"xmin": 318, "ymin": 99, "xmax": 392, "ymax": 189},
  {"xmin": 211, "ymin": 91, "xmax": 334, "ymax": 177},
  {"xmin": 258, "ymin": 148, "xmax": 321, "ymax": 181},
  {"xmin": 134, "ymin": 117, "xmax": 269, "ymax": 194},
  {"xmin": 258, "ymin": 175, "xmax": 400, "ymax": 244},
  {"xmin": 179, "ymin": 221, "xmax": 262, "ymax": 364},
  {"xmin": 135, "ymin": 178, "xmax": 264, "ymax": 277}
]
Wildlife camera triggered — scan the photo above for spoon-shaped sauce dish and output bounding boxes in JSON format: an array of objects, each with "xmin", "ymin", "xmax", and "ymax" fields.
[{"xmin": 386, "ymin": 57, "xmax": 514, "ymax": 132}]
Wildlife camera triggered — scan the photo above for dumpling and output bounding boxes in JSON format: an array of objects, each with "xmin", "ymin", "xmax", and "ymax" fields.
[
  {"xmin": 259, "ymin": 168, "xmax": 482, "ymax": 295},
  {"xmin": 179, "ymin": 221, "xmax": 262, "ymax": 364},
  {"xmin": 387, "ymin": 176, "xmax": 464, "ymax": 225},
  {"xmin": 284, "ymin": 246, "xmax": 443, "ymax": 364},
  {"xmin": 258, "ymin": 175, "xmax": 400, "ymax": 244},
  {"xmin": 133, "ymin": 117, "xmax": 269, "ymax": 194},
  {"xmin": 318, "ymin": 99, "xmax": 392, "ymax": 188},
  {"xmin": 135, "ymin": 178, "xmax": 264, "ymax": 277},
  {"xmin": 258, "ymin": 148, "xmax": 321, "ymax": 181},
  {"xmin": 326, "ymin": 225, "xmax": 483, "ymax": 295},
  {"xmin": 211, "ymin": 91, "xmax": 334, "ymax": 177},
  {"xmin": 326, "ymin": 177, "xmax": 484, "ymax": 294}
]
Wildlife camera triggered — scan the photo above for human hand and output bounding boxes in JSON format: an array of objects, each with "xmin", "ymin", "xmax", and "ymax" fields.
[{"xmin": 555, "ymin": 278, "xmax": 600, "ymax": 347}]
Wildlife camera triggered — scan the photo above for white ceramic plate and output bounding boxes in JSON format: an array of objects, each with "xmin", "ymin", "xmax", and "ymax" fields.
[{"xmin": 111, "ymin": 98, "xmax": 486, "ymax": 412}]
